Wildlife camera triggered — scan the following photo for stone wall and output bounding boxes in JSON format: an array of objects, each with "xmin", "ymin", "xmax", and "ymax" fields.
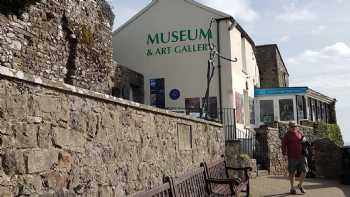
[
  {"xmin": 312, "ymin": 139, "xmax": 342, "ymax": 179},
  {"xmin": 255, "ymin": 126, "xmax": 287, "ymax": 175},
  {"xmin": 256, "ymin": 44, "xmax": 289, "ymax": 88},
  {"xmin": 0, "ymin": 66, "xmax": 224, "ymax": 196},
  {"xmin": 0, "ymin": 0, "xmax": 115, "ymax": 94}
]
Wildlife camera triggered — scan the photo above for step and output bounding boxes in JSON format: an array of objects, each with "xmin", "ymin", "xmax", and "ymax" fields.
[{"xmin": 256, "ymin": 170, "xmax": 269, "ymax": 177}]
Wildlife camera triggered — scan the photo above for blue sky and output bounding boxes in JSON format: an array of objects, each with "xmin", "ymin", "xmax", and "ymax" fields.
[{"xmin": 111, "ymin": 0, "xmax": 350, "ymax": 144}]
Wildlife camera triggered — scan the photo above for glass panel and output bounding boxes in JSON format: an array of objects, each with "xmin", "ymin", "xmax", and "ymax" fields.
[
  {"xmin": 279, "ymin": 99, "xmax": 294, "ymax": 121},
  {"xmin": 249, "ymin": 97, "xmax": 255, "ymax": 125},
  {"xmin": 297, "ymin": 96, "xmax": 306, "ymax": 120},
  {"xmin": 260, "ymin": 100, "xmax": 274, "ymax": 123},
  {"xmin": 311, "ymin": 99, "xmax": 316, "ymax": 121}
]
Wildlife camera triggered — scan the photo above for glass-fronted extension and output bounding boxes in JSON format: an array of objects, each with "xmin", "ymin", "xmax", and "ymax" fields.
[{"xmin": 254, "ymin": 87, "xmax": 337, "ymax": 126}]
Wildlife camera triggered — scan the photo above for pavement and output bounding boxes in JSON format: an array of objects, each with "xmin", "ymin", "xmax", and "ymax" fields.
[{"xmin": 251, "ymin": 176, "xmax": 350, "ymax": 197}]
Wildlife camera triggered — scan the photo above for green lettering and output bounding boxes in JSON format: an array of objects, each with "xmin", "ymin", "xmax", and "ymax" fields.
[
  {"xmin": 155, "ymin": 48, "xmax": 162, "ymax": 55},
  {"xmin": 199, "ymin": 29, "xmax": 212, "ymax": 40},
  {"xmin": 175, "ymin": 46, "xmax": 181, "ymax": 53},
  {"xmin": 171, "ymin": 31, "xmax": 179, "ymax": 42},
  {"xmin": 160, "ymin": 32, "xmax": 171, "ymax": 44},
  {"xmin": 147, "ymin": 33, "xmax": 159, "ymax": 45},
  {"xmin": 180, "ymin": 30, "xmax": 187, "ymax": 41},
  {"xmin": 188, "ymin": 29, "xmax": 198, "ymax": 41}
]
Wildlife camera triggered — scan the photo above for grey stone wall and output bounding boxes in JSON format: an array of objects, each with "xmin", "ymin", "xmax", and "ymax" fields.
[
  {"xmin": 0, "ymin": 67, "xmax": 224, "ymax": 196},
  {"xmin": 256, "ymin": 44, "xmax": 289, "ymax": 88},
  {"xmin": 0, "ymin": 0, "xmax": 115, "ymax": 94},
  {"xmin": 255, "ymin": 126, "xmax": 288, "ymax": 176},
  {"xmin": 313, "ymin": 139, "xmax": 342, "ymax": 179}
]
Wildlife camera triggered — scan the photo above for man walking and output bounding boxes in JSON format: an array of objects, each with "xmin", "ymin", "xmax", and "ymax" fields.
[{"xmin": 282, "ymin": 122, "xmax": 307, "ymax": 194}]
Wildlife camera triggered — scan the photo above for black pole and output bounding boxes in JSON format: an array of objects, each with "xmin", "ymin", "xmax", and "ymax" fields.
[{"xmin": 216, "ymin": 19, "xmax": 224, "ymax": 123}]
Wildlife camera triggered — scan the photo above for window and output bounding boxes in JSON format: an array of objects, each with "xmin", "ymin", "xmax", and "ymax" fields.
[
  {"xmin": 241, "ymin": 37, "xmax": 247, "ymax": 73},
  {"xmin": 279, "ymin": 99, "xmax": 294, "ymax": 121},
  {"xmin": 296, "ymin": 96, "xmax": 307, "ymax": 120},
  {"xmin": 177, "ymin": 123, "xmax": 192, "ymax": 150},
  {"xmin": 260, "ymin": 100, "xmax": 274, "ymax": 123},
  {"xmin": 249, "ymin": 97, "xmax": 255, "ymax": 125}
]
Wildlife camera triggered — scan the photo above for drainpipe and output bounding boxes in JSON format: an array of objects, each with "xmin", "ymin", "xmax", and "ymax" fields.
[{"xmin": 215, "ymin": 17, "xmax": 234, "ymax": 124}]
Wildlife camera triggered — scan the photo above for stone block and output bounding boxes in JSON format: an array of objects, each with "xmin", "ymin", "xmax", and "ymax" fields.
[
  {"xmin": 5, "ymin": 96, "xmax": 27, "ymax": 120},
  {"xmin": 1, "ymin": 150, "xmax": 26, "ymax": 176},
  {"xmin": 13, "ymin": 124, "xmax": 38, "ymax": 148},
  {"xmin": 26, "ymin": 149, "xmax": 58, "ymax": 174},
  {"xmin": 38, "ymin": 123, "xmax": 52, "ymax": 148},
  {"xmin": 53, "ymin": 128, "xmax": 85, "ymax": 152},
  {"xmin": 58, "ymin": 152, "xmax": 73, "ymax": 172},
  {"xmin": 42, "ymin": 171, "xmax": 67, "ymax": 192},
  {"xmin": 36, "ymin": 96, "xmax": 60, "ymax": 113}
]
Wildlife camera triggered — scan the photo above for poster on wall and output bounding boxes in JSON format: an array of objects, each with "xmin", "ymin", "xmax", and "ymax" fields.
[
  {"xmin": 235, "ymin": 92, "xmax": 242, "ymax": 124},
  {"xmin": 150, "ymin": 78, "xmax": 165, "ymax": 108},
  {"xmin": 185, "ymin": 97, "xmax": 201, "ymax": 115},
  {"xmin": 202, "ymin": 97, "xmax": 218, "ymax": 119}
]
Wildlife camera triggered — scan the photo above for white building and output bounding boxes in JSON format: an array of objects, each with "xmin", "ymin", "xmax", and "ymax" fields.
[{"xmin": 112, "ymin": 0, "xmax": 260, "ymax": 138}]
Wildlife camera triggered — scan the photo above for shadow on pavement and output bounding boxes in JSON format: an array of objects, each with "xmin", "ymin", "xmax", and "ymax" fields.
[
  {"xmin": 266, "ymin": 176, "xmax": 350, "ymax": 196},
  {"xmin": 260, "ymin": 193, "xmax": 303, "ymax": 197}
]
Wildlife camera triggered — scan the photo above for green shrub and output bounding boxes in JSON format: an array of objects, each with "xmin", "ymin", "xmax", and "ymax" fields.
[
  {"xmin": 240, "ymin": 154, "xmax": 251, "ymax": 161},
  {"xmin": 314, "ymin": 122, "xmax": 344, "ymax": 146}
]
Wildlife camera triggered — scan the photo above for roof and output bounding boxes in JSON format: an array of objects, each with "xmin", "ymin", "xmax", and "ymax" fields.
[
  {"xmin": 255, "ymin": 87, "xmax": 336, "ymax": 104},
  {"xmin": 112, "ymin": 0, "xmax": 255, "ymax": 47},
  {"xmin": 256, "ymin": 44, "xmax": 289, "ymax": 75}
]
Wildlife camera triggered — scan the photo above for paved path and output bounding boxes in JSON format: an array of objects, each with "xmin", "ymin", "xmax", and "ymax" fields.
[{"xmin": 251, "ymin": 176, "xmax": 350, "ymax": 197}]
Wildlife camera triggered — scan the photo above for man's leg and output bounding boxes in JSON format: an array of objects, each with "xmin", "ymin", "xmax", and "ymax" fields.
[
  {"xmin": 297, "ymin": 159, "xmax": 308, "ymax": 194},
  {"xmin": 289, "ymin": 172, "xmax": 295, "ymax": 189}
]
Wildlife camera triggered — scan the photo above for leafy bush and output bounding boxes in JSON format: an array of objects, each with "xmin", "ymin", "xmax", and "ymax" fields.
[
  {"xmin": 314, "ymin": 122, "xmax": 344, "ymax": 147},
  {"xmin": 240, "ymin": 154, "xmax": 251, "ymax": 161}
]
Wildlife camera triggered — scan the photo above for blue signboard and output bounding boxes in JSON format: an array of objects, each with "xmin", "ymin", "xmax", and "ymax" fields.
[
  {"xmin": 169, "ymin": 89, "xmax": 180, "ymax": 100},
  {"xmin": 255, "ymin": 87, "xmax": 308, "ymax": 96},
  {"xmin": 150, "ymin": 78, "xmax": 165, "ymax": 108}
]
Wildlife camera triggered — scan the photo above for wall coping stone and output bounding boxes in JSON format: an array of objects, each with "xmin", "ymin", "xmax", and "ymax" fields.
[{"xmin": 0, "ymin": 66, "xmax": 222, "ymax": 127}]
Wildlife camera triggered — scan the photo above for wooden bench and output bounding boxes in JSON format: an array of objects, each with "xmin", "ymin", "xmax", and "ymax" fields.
[
  {"xmin": 170, "ymin": 166, "xmax": 210, "ymax": 197},
  {"xmin": 201, "ymin": 158, "xmax": 252, "ymax": 197},
  {"xmin": 127, "ymin": 159, "xmax": 252, "ymax": 197},
  {"xmin": 128, "ymin": 180, "xmax": 173, "ymax": 197}
]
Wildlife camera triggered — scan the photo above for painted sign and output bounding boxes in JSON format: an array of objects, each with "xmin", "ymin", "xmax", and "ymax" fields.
[
  {"xmin": 169, "ymin": 89, "xmax": 181, "ymax": 100},
  {"xmin": 150, "ymin": 78, "xmax": 165, "ymax": 108},
  {"xmin": 255, "ymin": 87, "xmax": 308, "ymax": 96},
  {"xmin": 146, "ymin": 28, "xmax": 212, "ymax": 56}
]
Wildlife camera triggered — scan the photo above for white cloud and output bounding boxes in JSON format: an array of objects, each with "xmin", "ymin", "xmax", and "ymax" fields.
[
  {"xmin": 311, "ymin": 25, "xmax": 327, "ymax": 35},
  {"xmin": 196, "ymin": 0, "xmax": 258, "ymax": 22},
  {"xmin": 276, "ymin": 2, "xmax": 316, "ymax": 23},
  {"xmin": 287, "ymin": 42, "xmax": 350, "ymax": 89},
  {"xmin": 287, "ymin": 42, "xmax": 350, "ymax": 142},
  {"xmin": 278, "ymin": 35, "xmax": 290, "ymax": 43}
]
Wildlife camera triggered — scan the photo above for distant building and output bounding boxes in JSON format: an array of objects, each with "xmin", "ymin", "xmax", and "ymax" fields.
[
  {"xmin": 112, "ymin": 0, "xmax": 260, "ymax": 137},
  {"xmin": 254, "ymin": 87, "xmax": 337, "ymax": 126},
  {"xmin": 112, "ymin": 62, "xmax": 144, "ymax": 104},
  {"xmin": 256, "ymin": 44, "xmax": 289, "ymax": 88}
]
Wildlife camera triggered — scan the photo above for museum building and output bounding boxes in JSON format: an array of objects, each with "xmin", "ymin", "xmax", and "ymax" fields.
[{"xmin": 112, "ymin": 0, "xmax": 260, "ymax": 137}]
